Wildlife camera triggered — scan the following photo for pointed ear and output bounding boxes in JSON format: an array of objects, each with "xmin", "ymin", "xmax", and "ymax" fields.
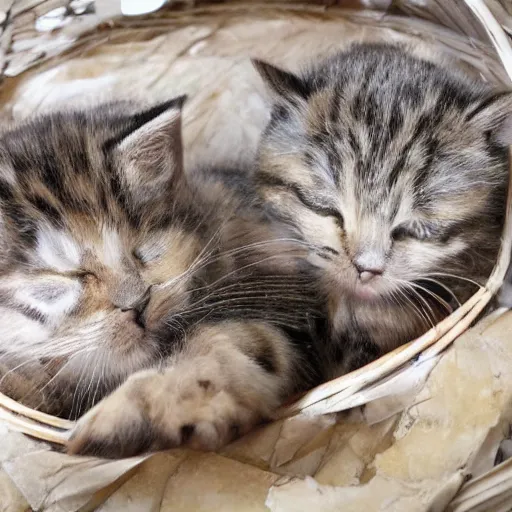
[
  {"xmin": 115, "ymin": 96, "xmax": 186, "ymax": 204},
  {"xmin": 252, "ymin": 59, "xmax": 310, "ymax": 100},
  {"xmin": 466, "ymin": 92, "xmax": 512, "ymax": 146}
]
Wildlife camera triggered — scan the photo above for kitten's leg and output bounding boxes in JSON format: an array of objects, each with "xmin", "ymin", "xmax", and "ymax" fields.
[{"xmin": 67, "ymin": 321, "xmax": 301, "ymax": 458}]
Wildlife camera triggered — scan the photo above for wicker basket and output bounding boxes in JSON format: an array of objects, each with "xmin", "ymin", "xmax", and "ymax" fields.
[{"xmin": 1, "ymin": 1, "xmax": 512, "ymax": 511}]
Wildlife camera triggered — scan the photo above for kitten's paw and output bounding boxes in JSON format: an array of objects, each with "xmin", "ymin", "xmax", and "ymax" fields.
[{"xmin": 67, "ymin": 365, "xmax": 257, "ymax": 458}]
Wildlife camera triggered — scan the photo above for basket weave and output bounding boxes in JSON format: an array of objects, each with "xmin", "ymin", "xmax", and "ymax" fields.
[{"xmin": 1, "ymin": 2, "xmax": 512, "ymax": 511}]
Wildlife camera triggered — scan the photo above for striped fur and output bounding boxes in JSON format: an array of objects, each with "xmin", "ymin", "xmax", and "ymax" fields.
[{"xmin": 254, "ymin": 43, "xmax": 510, "ymax": 375}]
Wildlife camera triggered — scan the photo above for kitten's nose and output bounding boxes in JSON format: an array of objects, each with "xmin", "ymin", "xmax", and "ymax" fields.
[
  {"xmin": 358, "ymin": 269, "xmax": 382, "ymax": 284},
  {"xmin": 354, "ymin": 261, "xmax": 384, "ymax": 283},
  {"xmin": 120, "ymin": 288, "xmax": 151, "ymax": 328}
]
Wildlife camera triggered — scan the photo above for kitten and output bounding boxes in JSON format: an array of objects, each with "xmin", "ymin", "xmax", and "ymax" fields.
[
  {"xmin": 0, "ymin": 98, "xmax": 321, "ymax": 457},
  {"xmin": 253, "ymin": 43, "xmax": 510, "ymax": 376}
]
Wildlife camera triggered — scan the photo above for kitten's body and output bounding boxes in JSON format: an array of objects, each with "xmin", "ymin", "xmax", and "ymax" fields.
[
  {"xmin": 254, "ymin": 43, "xmax": 510, "ymax": 375},
  {"xmin": 0, "ymin": 99, "xmax": 322, "ymax": 455}
]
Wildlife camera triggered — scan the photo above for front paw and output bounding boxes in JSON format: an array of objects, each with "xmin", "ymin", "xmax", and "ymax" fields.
[{"xmin": 67, "ymin": 365, "xmax": 257, "ymax": 458}]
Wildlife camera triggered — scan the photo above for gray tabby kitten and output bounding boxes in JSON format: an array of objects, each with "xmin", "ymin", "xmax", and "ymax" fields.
[
  {"xmin": 0, "ymin": 97, "xmax": 321, "ymax": 457},
  {"xmin": 253, "ymin": 43, "xmax": 510, "ymax": 375}
]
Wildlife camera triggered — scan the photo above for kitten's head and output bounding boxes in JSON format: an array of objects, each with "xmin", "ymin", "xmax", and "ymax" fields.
[
  {"xmin": 254, "ymin": 44, "xmax": 509, "ymax": 336},
  {"xmin": 0, "ymin": 98, "xmax": 213, "ymax": 414}
]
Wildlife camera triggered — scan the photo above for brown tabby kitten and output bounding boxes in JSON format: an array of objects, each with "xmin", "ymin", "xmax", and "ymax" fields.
[
  {"xmin": 253, "ymin": 43, "xmax": 510, "ymax": 375},
  {"xmin": 0, "ymin": 98, "xmax": 321, "ymax": 457}
]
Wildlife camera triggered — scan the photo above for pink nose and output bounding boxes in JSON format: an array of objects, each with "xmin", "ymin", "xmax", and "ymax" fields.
[{"xmin": 354, "ymin": 262, "xmax": 384, "ymax": 283}]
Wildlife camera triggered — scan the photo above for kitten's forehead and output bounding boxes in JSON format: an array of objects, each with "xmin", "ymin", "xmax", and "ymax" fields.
[
  {"xmin": 300, "ymin": 77, "xmax": 500, "ymax": 221},
  {"xmin": 307, "ymin": 86, "xmax": 468, "ymax": 176}
]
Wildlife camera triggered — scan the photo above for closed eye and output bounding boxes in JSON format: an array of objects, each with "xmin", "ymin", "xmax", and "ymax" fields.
[
  {"xmin": 64, "ymin": 270, "xmax": 97, "ymax": 282},
  {"xmin": 133, "ymin": 238, "xmax": 168, "ymax": 265},
  {"xmin": 392, "ymin": 220, "xmax": 439, "ymax": 241},
  {"xmin": 258, "ymin": 173, "xmax": 344, "ymax": 228},
  {"xmin": 132, "ymin": 248, "xmax": 145, "ymax": 265}
]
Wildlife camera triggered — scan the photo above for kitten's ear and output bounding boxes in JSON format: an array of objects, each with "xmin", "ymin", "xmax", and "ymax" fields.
[
  {"xmin": 467, "ymin": 92, "xmax": 512, "ymax": 146},
  {"xmin": 252, "ymin": 59, "xmax": 309, "ymax": 101},
  {"xmin": 115, "ymin": 96, "xmax": 186, "ymax": 202}
]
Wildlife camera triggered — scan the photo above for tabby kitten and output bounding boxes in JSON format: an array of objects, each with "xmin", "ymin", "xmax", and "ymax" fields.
[
  {"xmin": 253, "ymin": 43, "xmax": 510, "ymax": 375},
  {"xmin": 0, "ymin": 98, "xmax": 320, "ymax": 457}
]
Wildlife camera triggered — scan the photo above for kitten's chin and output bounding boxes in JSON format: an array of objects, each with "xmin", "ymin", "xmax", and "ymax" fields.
[
  {"xmin": 327, "ymin": 273, "xmax": 386, "ymax": 304},
  {"xmin": 352, "ymin": 283, "xmax": 381, "ymax": 302}
]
